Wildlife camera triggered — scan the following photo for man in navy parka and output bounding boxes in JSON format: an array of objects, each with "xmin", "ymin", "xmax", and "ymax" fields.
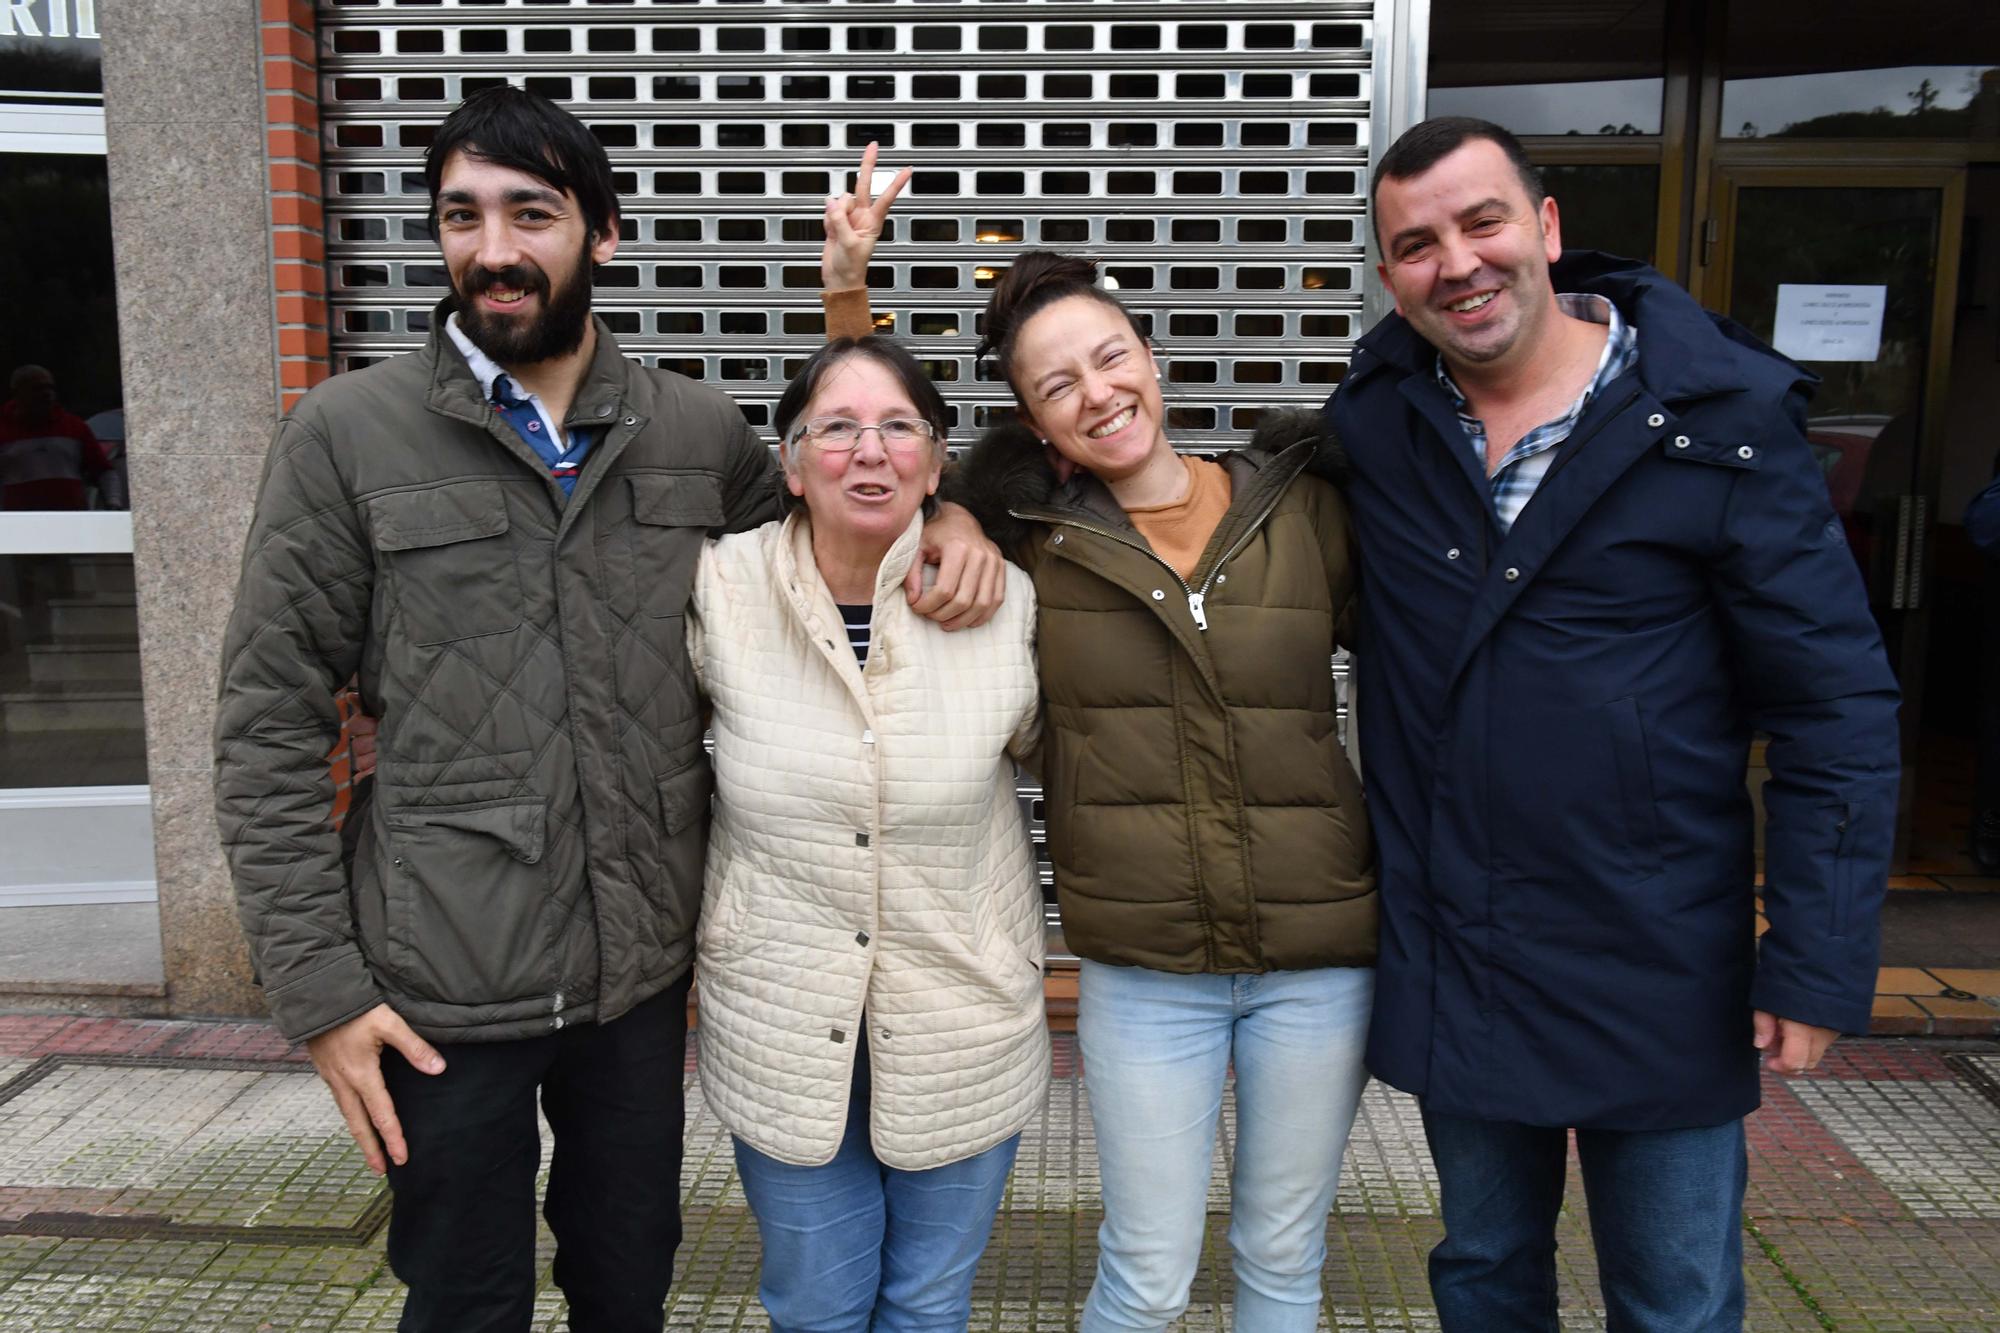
[{"xmin": 1321, "ymin": 117, "xmax": 1900, "ymax": 1331}]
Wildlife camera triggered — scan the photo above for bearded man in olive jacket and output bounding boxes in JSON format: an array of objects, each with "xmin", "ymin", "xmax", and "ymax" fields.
[{"xmin": 213, "ymin": 88, "xmax": 999, "ymax": 1333}]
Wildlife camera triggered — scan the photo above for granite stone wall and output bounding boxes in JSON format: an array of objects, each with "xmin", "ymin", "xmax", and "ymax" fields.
[{"xmin": 102, "ymin": 0, "xmax": 280, "ymax": 1017}]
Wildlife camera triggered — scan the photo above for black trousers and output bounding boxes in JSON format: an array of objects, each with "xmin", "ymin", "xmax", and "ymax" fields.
[{"xmin": 380, "ymin": 975, "xmax": 690, "ymax": 1333}]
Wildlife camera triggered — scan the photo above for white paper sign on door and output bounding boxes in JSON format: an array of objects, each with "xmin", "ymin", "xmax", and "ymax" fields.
[{"xmin": 1771, "ymin": 284, "xmax": 1886, "ymax": 362}]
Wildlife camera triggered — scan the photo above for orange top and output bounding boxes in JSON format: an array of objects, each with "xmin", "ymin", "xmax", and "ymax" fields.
[{"xmin": 1125, "ymin": 455, "xmax": 1233, "ymax": 582}]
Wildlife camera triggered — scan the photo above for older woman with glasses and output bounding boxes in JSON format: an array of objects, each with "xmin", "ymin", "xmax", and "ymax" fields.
[{"xmin": 685, "ymin": 326, "xmax": 1047, "ymax": 1333}]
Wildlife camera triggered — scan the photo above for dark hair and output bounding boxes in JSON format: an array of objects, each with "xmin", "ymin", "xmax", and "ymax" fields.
[
  {"xmin": 978, "ymin": 250, "xmax": 1149, "ymax": 401},
  {"xmin": 772, "ymin": 337, "xmax": 950, "ymax": 516},
  {"xmin": 1369, "ymin": 116, "xmax": 1544, "ymax": 250},
  {"xmin": 424, "ymin": 86, "xmax": 620, "ymax": 241}
]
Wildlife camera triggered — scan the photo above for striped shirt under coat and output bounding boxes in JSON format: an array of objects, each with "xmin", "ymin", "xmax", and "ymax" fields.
[{"xmin": 688, "ymin": 510, "xmax": 1048, "ymax": 1170}]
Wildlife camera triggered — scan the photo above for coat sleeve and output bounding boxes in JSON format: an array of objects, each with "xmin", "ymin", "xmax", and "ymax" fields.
[
  {"xmin": 1301, "ymin": 475, "xmax": 1362, "ymax": 652},
  {"xmin": 213, "ymin": 412, "xmax": 383, "ymax": 1043},
  {"xmin": 823, "ymin": 288, "xmax": 875, "ymax": 341},
  {"xmin": 1965, "ymin": 472, "xmax": 2000, "ymax": 558},
  {"xmin": 1710, "ymin": 385, "xmax": 1901, "ymax": 1035},
  {"xmin": 1005, "ymin": 574, "xmax": 1043, "ymax": 775},
  {"xmin": 718, "ymin": 409, "xmax": 783, "ymax": 534}
]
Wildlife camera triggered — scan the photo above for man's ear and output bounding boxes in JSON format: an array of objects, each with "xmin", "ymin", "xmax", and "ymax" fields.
[
  {"xmin": 1538, "ymin": 195, "xmax": 1562, "ymax": 265},
  {"xmin": 1376, "ymin": 262, "xmax": 1405, "ymax": 316},
  {"xmin": 591, "ymin": 214, "xmax": 621, "ymax": 266}
]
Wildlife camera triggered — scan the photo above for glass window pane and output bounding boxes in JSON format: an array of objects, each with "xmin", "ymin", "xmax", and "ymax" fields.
[
  {"xmin": 1, "ymin": 155, "xmax": 127, "ymax": 513},
  {"xmin": 1722, "ymin": 2, "xmax": 1999, "ymax": 140},
  {"xmin": 0, "ymin": 25, "xmax": 103, "ymax": 94},
  {"xmin": 1539, "ymin": 164, "xmax": 1659, "ymax": 266},
  {"xmin": 1427, "ymin": 0, "xmax": 1665, "ymax": 136},
  {"xmin": 0, "ymin": 554, "xmax": 148, "ymax": 787}
]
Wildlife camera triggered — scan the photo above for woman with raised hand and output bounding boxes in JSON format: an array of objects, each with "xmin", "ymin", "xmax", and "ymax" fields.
[
  {"xmin": 684, "ymin": 161, "xmax": 1047, "ymax": 1329},
  {"xmin": 835, "ymin": 178, "xmax": 1376, "ymax": 1332}
]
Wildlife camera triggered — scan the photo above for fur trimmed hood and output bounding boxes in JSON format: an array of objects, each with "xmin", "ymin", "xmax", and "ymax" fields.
[{"xmin": 948, "ymin": 407, "xmax": 1346, "ymax": 553}]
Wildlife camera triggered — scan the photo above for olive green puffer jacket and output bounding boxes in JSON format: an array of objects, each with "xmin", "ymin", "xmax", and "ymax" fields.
[
  {"xmin": 958, "ymin": 412, "xmax": 1376, "ymax": 974},
  {"xmin": 215, "ymin": 311, "xmax": 779, "ymax": 1044}
]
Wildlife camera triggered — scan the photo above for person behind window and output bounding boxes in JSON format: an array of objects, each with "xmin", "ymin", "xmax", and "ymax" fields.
[{"xmin": 0, "ymin": 365, "xmax": 119, "ymax": 510}]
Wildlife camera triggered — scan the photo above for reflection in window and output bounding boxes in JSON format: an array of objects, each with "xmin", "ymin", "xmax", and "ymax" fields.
[
  {"xmin": 1722, "ymin": 1, "xmax": 1999, "ymax": 139},
  {"xmin": 1, "ymin": 155, "xmax": 127, "ymax": 512},
  {"xmin": 0, "ymin": 555, "xmax": 148, "ymax": 787},
  {"xmin": 1725, "ymin": 68, "xmax": 1999, "ymax": 141},
  {"xmin": 1427, "ymin": 0, "xmax": 1665, "ymax": 136},
  {"xmin": 0, "ymin": 29, "xmax": 103, "ymax": 97}
]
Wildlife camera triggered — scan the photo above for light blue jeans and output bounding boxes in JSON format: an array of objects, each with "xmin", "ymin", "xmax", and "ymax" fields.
[
  {"xmin": 1077, "ymin": 961, "xmax": 1374, "ymax": 1333},
  {"xmin": 731, "ymin": 1038, "xmax": 1020, "ymax": 1333}
]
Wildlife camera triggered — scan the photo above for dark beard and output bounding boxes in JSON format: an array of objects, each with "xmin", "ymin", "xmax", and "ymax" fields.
[{"xmin": 453, "ymin": 241, "xmax": 594, "ymax": 366}]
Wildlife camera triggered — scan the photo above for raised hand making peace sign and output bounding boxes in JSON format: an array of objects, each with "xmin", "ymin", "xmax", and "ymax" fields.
[{"xmin": 822, "ymin": 141, "xmax": 911, "ymax": 292}]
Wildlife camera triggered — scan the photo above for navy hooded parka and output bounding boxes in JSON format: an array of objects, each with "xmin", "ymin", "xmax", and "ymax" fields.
[{"xmin": 1323, "ymin": 252, "xmax": 1901, "ymax": 1130}]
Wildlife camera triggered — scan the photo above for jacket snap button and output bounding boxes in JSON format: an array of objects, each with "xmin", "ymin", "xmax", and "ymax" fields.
[
  {"xmin": 855, "ymin": 930, "xmax": 870, "ymax": 946},
  {"xmin": 598, "ymin": 404, "xmax": 613, "ymax": 418},
  {"xmin": 1051, "ymin": 534, "xmax": 1064, "ymax": 545},
  {"xmin": 1216, "ymin": 574, "xmax": 1226, "ymax": 584},
  {"xmin": 1673, "ymin": 435, "xmax": 1691, "ymax": 448},
  {"xmin": 1151, "ymin": 589, "xmax": 1165, "ymax": 600},
  {"xmin": 855, "ymin": 832, "xmax": 870, "ymax": 847},
  {"xmin": 623, "ymin": 416, "xmax": 637, "ymax": 426},
  {"xmin": 1446, "ymin": 548, "xmax": 1460, "ymax": 560},
  {"xmin": 392, "ymin": 857, "xmax": 404, "ymax": 868},
  {"xmin": 1647, "ymin": 413, "xmax": 1666, "ymax": 428},
  {"xmin": 1504, "ymin": 567, "xmax": 1520, "ymax": 582},
  {"xmin": 1737, "ymin": 445, "xmax": 1754, "ymax": 459}
]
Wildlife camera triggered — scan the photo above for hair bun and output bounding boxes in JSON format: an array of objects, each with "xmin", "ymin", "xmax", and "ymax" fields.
[{"xmin": 978, "ymin": 250, "xmax": 1102, "ymax": 361}]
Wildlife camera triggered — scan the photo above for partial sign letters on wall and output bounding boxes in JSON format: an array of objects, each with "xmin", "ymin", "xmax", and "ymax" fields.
[{"xmin": 0, "ymin": 1, "xmax": 99, "ymax": 41}]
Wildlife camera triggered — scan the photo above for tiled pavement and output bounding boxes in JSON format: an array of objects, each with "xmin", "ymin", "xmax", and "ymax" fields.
[{"xmin": 2, "ymin": 1015, "xmax": 1999, "ymax": 1330}]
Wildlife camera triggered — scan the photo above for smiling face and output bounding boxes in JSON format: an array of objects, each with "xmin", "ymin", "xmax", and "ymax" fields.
[
  {"xmin": 784, "ymin": 352, "xmax": 944, "ymax": 553},
  {"xmin": 1374, "ymin": 137, "xmax": 1564, "ymax": 373},
  {"xmin": 434, "ymin": 149, "xmax": 618, "ymax": 366},
  {"xmin": 1010, "ymin": 293, "xmax": 1173, "ymax": 483}
]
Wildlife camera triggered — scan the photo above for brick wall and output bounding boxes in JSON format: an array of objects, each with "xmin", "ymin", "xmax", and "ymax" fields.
[
  {"xmin": 260, "ymin": 0, "xmax": 329, "ymax": 414},
  {"xmin": 259, "ymin": 1, "xmax": 352, "ymax": 815}
]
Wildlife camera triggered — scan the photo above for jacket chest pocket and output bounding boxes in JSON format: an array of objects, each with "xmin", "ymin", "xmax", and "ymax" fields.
[
  {"xmin": 628, "ymin": 474, "xmax": 725, "ymax": 618},
  {"xmin": 369, "ymin": 480, "xmax": 523, "ymax": 645}
]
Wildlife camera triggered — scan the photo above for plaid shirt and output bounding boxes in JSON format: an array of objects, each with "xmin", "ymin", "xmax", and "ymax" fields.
[{"xmin": 1438, "ymin": 293, "xmax": 1638, "ymax": 533}]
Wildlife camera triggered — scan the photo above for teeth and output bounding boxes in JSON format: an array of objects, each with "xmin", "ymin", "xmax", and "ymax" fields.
[
  {"xmin": 1448, "ymin": 291, "xmax": 1495, "ymax": 313},
  {"xmin": 1088, "ymin": 407, "xmax": 1135, "ymax": 439}
]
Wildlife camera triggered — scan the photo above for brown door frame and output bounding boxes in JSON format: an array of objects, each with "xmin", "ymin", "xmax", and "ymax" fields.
[{"xmin": 1698, "ymin": 157, "xmax": 1967, "ymax": 866}]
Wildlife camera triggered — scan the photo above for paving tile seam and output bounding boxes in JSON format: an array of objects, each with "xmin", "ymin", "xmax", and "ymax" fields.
[{"xmin": 0, "ymin": 1192, "xmax": 390, "ymax": 1246}]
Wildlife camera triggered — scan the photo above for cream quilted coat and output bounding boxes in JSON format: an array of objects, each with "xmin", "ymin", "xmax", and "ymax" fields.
[{"xmin": 689, "ymin": 511, "xmax": 1049, "ymax": 1170}]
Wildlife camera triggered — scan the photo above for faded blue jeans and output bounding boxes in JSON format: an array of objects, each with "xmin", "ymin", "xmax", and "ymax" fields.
[
  {"xmin": 1420, "ymin": 1108, "xmax": 1748, "ymax": 1332},
  {"xmin": 731, "ymin": 1038, "xmax": 1020, "ymax": 1333},
  {"xmin": 1077, "ymin": 961, "xmax": 1374, "ymax": 1333}
]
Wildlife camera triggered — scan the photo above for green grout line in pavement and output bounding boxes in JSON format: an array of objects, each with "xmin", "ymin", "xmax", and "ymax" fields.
[{"xmin": 1744, "ymin": 1214, "xmax": 1836, "ymax": 1331}]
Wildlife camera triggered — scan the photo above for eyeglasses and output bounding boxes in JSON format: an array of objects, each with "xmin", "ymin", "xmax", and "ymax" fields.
[{"xmin": 788, "ymin": 416, "xmax": 937, "ymax": 453}]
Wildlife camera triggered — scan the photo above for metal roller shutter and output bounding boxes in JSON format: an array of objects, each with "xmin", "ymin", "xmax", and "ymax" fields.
[{"xmin": 317, "ymin": 0, "xmax": 1368, "ymax": 948}]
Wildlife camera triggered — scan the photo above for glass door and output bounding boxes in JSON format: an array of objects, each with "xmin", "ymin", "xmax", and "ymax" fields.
[
  {"xmin": 1702, "ymin": 164, "xmax": 1963, "ymax": 866},
  {"xmin": 0, "ymin": 20, "xmax": 157, "ymax": 915}
]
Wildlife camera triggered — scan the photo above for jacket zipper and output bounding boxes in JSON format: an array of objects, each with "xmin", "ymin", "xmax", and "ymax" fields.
[
  {"xmin": 1013, "ymin": 458, "xmax": 1299, "ymax": 633},
  {"xmin": 1034, "ymin": 515, "xmax": 1210, "ymax": 627}
]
